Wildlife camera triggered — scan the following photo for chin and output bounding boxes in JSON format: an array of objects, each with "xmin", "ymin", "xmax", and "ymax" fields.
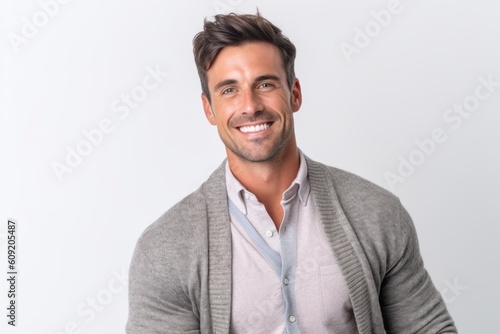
[{"xmin": 232, "ymin": 146, "xmax": 285, "ymax": 163}]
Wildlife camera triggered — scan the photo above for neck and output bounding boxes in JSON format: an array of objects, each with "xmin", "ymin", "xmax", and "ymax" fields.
[{"xmin": 227, "ymin": 138, "xmax": 300, "ymax": 206}]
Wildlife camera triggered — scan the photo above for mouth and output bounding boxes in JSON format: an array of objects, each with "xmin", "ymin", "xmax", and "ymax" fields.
[{"xmin": 238, "ymin": 122, "xmax": 273, "ymax": 133}]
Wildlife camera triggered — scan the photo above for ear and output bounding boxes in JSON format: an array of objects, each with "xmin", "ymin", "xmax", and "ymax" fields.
[
  {"xmin": 202, "ymin": 93, "xmax": 217, "ymax": 125},
  {"xmin": 290, "ymin": 78, "xmax": 302, "ymax": 113}
]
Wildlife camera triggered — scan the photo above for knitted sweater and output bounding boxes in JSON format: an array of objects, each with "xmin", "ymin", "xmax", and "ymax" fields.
[{"xmin": 126, "ymin": 157, "xmax": 457, "ymax": 333}]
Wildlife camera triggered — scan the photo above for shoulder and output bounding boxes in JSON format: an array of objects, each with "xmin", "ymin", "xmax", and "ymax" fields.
[
  {"xmin": 140, "ymin": 187, "xmax": 208, "ymax": 246},
  {"xmin": 306, "ymin": 157, "xmax": 400, "ymax": 215},
  {"xmin": 135, "ymin": 161, "xmax": 226, "ymax": 272},
  {"xmin": 135, "ymin": 186, "xmax": 208, "ymax": 273},
  {"xmin": 306, "ymin": 157, "xmax": 415, "ymax": 268}
]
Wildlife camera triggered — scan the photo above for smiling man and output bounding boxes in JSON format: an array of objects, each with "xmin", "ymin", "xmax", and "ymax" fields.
[{"xmin": 126, "ymin": 13, "xmax": 456, "ymax": 334}]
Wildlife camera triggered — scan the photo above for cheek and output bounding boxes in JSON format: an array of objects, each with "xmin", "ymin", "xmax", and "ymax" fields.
[
  {"xmin": 266, "ymin": 91, "xmax": 291, "ymax": 106},
  {"xmin": 215, "ymin": 101, "xmax": 238, "ymax": 120}
]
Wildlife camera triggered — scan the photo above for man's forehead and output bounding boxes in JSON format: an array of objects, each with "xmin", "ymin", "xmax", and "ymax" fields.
[{"xmin": 206, "ymin": 42, "xmax": 285, "ymax": 85}]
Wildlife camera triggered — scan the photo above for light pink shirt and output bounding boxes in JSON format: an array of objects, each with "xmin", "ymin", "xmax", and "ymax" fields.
[{"xmin": 226, "ymin": 152, "xmax": 358, "ymax": 334}]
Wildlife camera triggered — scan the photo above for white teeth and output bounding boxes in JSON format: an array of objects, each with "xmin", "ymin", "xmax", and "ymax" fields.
[{"xmin": 239, "ymin": 123, "xmax": 270, "ymax": 133}]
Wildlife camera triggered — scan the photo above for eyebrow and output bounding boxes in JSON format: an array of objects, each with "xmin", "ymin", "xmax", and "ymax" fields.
[
  {"xmin": 212, "ymin": 74, "xmax": 282, "ymax": 92},
  {"xmin": 213, "ymin": 79, "xmax": 238, "ymax": 92},
  {"xmin": 255, "ymin": 74, "xmax": 281, "ymax": 83}
]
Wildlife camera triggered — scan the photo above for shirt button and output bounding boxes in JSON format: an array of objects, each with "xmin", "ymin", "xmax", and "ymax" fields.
[
  {"xmin": 284, "ymin": 277, "xmax": 289, "ymax": 285},
  {"xmin": 244, "ymin": 193, "xmax": 250, "ymax": 200},
  {"xmin": 265, "ymin": 230, "xmax": 273, "ymax": 237},
  {"xmin": 289, "ymin": 315, "xmax": 296, "ymax": 323}
]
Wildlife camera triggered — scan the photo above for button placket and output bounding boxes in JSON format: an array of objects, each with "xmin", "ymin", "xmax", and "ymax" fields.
[{"xmin": 279, "ymin": 199, "xmax": 300, "ymax": 333}]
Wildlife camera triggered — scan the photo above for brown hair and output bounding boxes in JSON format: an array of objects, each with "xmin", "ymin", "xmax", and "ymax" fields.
[{"xmin": 193, "ymin": 12, "xmax": 297, "ymax": 102}]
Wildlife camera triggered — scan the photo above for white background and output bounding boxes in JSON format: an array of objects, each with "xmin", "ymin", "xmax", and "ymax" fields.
[{"xmin": 1, "ymin": 0, "xmax": 499, "ymax": 333}]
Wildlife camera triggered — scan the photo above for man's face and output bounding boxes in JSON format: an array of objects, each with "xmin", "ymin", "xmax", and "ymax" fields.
[{"xmin": 202, "ymin": 42, "xmax": 302, "ymax": 163}]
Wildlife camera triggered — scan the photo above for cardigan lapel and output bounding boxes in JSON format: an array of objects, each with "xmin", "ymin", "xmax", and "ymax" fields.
[
  {"xmin": 306, "ymin": 157, "xmax": 373, "ymax": 334},
  {"xmin": 202, "ymin": 161, "xmax": 232, "ymax": 334}
]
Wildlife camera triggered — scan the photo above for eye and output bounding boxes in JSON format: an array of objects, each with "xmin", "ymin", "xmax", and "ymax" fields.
[
  {"xmin": 258, "ymin": 82, "xmax": 274, "ymax": 90},
  {"xmin": 222, "ymin": 87, "xmax": 236, "ymax": 95}
]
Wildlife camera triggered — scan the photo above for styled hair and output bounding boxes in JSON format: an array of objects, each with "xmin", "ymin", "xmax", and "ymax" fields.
[{"xmin": 193, "ymin": 12, "xmax": 297, "ymax": 102}]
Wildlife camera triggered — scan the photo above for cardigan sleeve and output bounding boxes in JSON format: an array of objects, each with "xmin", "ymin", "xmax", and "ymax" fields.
[
  {"xmin": 379, "ymin": 200, "xmax": 457, "ymax": 333},
  {"xmin": 126, "ymin": 241, "xmax": 201, "ymax": 334}
]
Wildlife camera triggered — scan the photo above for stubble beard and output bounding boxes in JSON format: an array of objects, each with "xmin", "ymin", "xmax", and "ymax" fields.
[{"xmin": 222, "ymin": 120, "xmax": 294, "ymax": 164}]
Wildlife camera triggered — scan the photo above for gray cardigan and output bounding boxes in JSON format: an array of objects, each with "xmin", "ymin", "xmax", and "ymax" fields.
[{"xmin": 127, "ymin": 157, "xmax": 457, "ymax": 333}]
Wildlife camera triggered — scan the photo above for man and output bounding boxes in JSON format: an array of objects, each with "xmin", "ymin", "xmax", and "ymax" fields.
[{"xmin": 126, "ymin": 12, "xmax": 457, "ymax": 334}]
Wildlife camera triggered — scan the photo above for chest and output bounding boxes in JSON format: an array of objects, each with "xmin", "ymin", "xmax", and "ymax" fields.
[{"xmin": 228, "ymin": 195, "xmax": 358, "ymax": 334}]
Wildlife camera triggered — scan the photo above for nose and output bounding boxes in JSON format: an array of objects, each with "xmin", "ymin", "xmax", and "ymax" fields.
[{"xmin": 240, "ymin": 87, "xmax": 264, "ymax": 114}]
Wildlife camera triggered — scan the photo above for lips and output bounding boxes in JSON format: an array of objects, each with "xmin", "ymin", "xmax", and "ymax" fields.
[{"xmin": 239, "ymin": 122, "xmax": 272, "ymax": 133}]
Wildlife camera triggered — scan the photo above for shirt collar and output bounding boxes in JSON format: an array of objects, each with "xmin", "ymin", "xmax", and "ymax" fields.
[{"xmin": 225, "ymin": 150, "xmax": 311, "ymax": 215}]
